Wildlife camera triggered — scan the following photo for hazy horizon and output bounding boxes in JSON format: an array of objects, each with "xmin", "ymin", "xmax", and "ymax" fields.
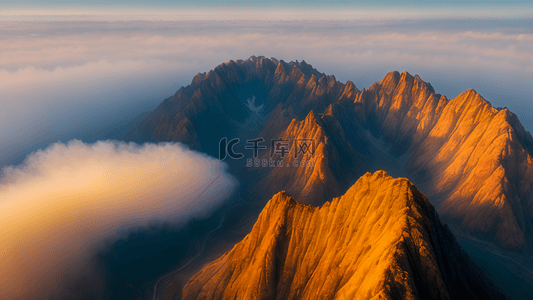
[
  {"xmin": 1, "ymin": 15, "xmax": 533, "ymax": 169},
  {"xmin": 1, "ymin": 0, "xmax": 532, "ymax": 21}
]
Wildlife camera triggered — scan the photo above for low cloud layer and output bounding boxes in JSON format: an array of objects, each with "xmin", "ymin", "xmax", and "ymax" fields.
[
  {"xmin": 0, "ymin": 140, "xmax": 238, "ymax": 299},
  {"xmin": 1, "ymin": 19, "xmax": 533, "ymax": 168},
  {"xmin": 1, "ymin": 4, "xmax": 532, "ymax": 22}
]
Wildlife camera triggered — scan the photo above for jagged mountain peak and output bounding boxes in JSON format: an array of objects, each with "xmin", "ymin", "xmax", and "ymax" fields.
[
  {"xmin": 262, "ymin": 190, "xmax": 299, "ymax": 212},
  {"xmin": 400, "ymin": 70, "xmax": 414, "ymax": 82},
  {"xmin": 182, "ymin": 171, "xmax": 505, "ymax": 300},
  {"xmin": 230, "ymin": 56, "xmax": 325, "ymax": 79},
  {"xmin": 130, "ymin": 57, "xmax": 533, "ymax": 250},
  {"xmin": 454, "ymin": 88, "xmax": 495, "ymax": 108},
  {"xmin": 380, "ymin": 70, "xmax": 401, "ymax": 86},
  {"xmin": 376, "ymin": 70, "xmax": 436, "ymax": 97}
]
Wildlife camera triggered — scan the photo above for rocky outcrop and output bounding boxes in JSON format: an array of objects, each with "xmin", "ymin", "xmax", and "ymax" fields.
[{"xmin": 182, "ymin": 171, "xmax": 505, "ymax": 300}]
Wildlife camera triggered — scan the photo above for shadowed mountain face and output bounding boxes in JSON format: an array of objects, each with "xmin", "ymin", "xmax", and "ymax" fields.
[
  {"xmin": 182, "ymin": 171, "xmax": 506, "ymax": 300},
  {"xmin": 130, "ymin": 56, "xmax": 533, "ymax": 249}
]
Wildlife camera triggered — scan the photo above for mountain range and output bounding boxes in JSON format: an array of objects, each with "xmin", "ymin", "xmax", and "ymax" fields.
[
  {"xmin": 127, "ymin": 56, "xmax": 533, "ymax": 299},
  {"xmin": 131, "ymin": 56, "xmax": 533, "ymax": 249}
]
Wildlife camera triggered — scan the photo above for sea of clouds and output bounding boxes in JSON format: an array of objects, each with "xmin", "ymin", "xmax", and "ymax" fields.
[
  {"xmin": 0, "ymin": 140, "xmax": 238, "ymax": 299},
  {"xmin": 1, "ymin": 20, "xmax": 532, "ymax": 169},
  {"xmin": 1, "ymin": 16, "xmax": 533, "ymax": 298}
]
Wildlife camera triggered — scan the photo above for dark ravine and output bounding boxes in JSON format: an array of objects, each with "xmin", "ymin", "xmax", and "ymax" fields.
[{"xmin": 182, "ymin": 171, "xmax": 506, "ymax": 300}]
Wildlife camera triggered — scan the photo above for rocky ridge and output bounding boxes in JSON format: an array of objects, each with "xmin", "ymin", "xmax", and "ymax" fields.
[
  {"xmin": 182, "ymin": 171, "xmax": 505, "ymax": 300},
  {"xmin": 130, "ymin": 56, "xmax": 533, "ymax": 248}
]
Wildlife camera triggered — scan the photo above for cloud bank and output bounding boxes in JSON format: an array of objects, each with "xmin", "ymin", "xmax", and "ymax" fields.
[
  {"xmin": 1, "ymin": 4, "xmax": 532, "ymax": 21},
  {"xmin": 1, "ymin": 19, "xmax": 533, "ymax": 169},
  {"xmin": 0, "ymin": 140, "xmax": 238, "ymax": 299}
]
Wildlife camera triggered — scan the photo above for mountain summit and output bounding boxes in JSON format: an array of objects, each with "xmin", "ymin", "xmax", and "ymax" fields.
[
  {"xmin": 182, "ymin": 171, "xmax": 505, "ymax": 300},
  {"xmin": 130, "ymin": 56, "xmax": 533, "ymax": 249}
]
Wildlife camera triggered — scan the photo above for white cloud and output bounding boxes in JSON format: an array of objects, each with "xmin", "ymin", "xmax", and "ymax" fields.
[{"xmin": 0, "ymin": 140, "xmax": 238, "ymax": 299}]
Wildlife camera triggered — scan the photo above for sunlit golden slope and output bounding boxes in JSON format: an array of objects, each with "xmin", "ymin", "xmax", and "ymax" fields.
[
  {"xmin": 131, "ymin": 57, "xmax": 533, "ymax": 248},
  {"xmin": 408, "ymin": 89, "xmax": 533, "ymax": 248},
  {"xmin": 257, "ymin": 110, "xmax": 363, "ymax": 205},
  {"xmin": 349, "ymin": 72, "xmax": 533, "ymax": 248},
  {"xmin": 182, "ymin": 171, "xmax": 504, "ymax": 300}
]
